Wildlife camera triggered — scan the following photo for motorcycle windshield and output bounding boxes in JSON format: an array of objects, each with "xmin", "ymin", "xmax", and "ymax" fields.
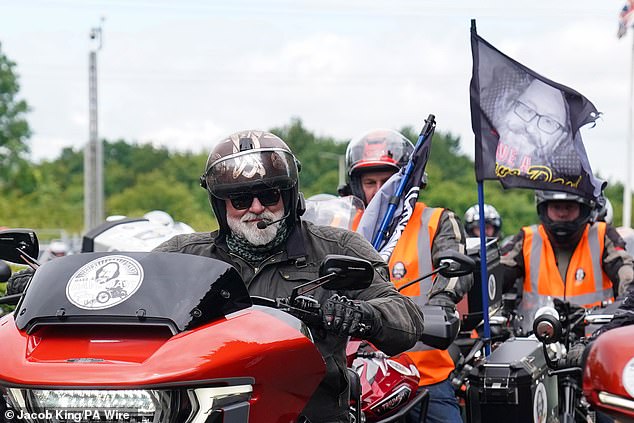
[{"xmin": 15, "ymin": 252, "xmax": 252, "ymax": 334}]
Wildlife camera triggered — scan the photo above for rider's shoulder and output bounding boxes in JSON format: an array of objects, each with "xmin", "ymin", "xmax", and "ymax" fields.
[
  {"xmin": 153, "ymin": 231, "xmax": 218, "ymax": 252},
  {"xmin": 303, "ymin": 220, "xmax": 362, "ymax": 242}
]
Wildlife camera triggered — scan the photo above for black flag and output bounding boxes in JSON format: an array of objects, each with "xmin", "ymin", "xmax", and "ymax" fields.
[
  {"xmin": 357, "ymin": 121, "xmax": 435, "ymax": 260},
  {"xmin": 470, "ymin": 23, "xmax": 604, "ymax": 200}
]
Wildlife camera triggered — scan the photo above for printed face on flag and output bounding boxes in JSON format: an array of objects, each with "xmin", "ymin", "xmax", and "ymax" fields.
[
  {"xmin": 492, "ymin": 77, "xmax": 578, "ymax": 177},
  {"xmin": 470, "ymin": 30, "xmax": 604, "ymax": 200}
]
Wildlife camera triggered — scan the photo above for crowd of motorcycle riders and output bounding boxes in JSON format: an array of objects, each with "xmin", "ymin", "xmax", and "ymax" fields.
[{"xmin": 5, "ymin": 128, "xmax": 634, "ymax": 423}]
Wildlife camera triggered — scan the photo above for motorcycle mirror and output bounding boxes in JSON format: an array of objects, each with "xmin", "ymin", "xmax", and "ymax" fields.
[
  {"xmin": 419, "ymin": 304, "xmax": 461, "ymax": 350},
  {"xmin": 0, "ymin": 229, "xmax": 39, "ymax": 265},
  {"xmin": 435, "ymin": 250, "xmax": 476, "ymax": 278},
  {"xmin": 533, "ymin": 313, "xmax": 562, "ymax": 344},
  {"xmin": 290, "ymin": 255, "xmax": 373, "ymax": 301},
  {"xmin": 319, "ymin": 255, "xmax": 373, "ymax": 291},
  {"xmin": 0, "ymin": 261, "xmax": 10, "ymax": 282}
]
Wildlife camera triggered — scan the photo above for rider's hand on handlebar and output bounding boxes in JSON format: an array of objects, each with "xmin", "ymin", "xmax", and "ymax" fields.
[
  {"xmin": 7, "ymin": 268, "xmax": 35, "ymax": 295},
  {"xmin": 427, "ymin": 293, "xmax": 456, "ymax": 312},
  {"xmin": 559, "ymin": 341, "xmax": 587, "ymax": 368},
  {"xmin": 321, "ymin": 294, "xmax": 381, "ymax": 338}
]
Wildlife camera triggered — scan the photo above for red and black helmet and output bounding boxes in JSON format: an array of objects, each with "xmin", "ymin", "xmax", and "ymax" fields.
[
  {"xmin": 200, "ymin": 130, "xmax": 302, "ymax": 234},
  {"xmin": 344, "ymin": 129, "xmax": 413, "ymax": 203}
]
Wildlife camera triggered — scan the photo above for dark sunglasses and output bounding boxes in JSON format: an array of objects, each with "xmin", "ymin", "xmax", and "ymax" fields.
[{"xmin": 229, "ymin": 189, "xmax": 281, "ymax": 210}]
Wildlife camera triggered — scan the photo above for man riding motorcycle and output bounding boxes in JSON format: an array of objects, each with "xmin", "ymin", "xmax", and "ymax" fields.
[
  {"xmin": 501, "ymin": 189, "xmax": 634, "ymax": 335},
  {"xmin": 152, "ymin": 130, "xmax": 425, "ymax": 423},
  {"xmin": 340, "ymin": 129, "xmax": 472, "ymax": 423}
]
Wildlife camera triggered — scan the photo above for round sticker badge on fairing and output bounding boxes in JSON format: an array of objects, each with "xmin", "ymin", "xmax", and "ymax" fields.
[
  {"xmin": 488, "ymin": 273, "xmax": 497, "ymax": 302},
  {"xmin": 65, "ymin": 255, "xmax": 144, "ymax": 310}
]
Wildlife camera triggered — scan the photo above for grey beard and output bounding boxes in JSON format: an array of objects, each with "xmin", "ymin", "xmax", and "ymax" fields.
[
  {"xmin": 226, "ymin": 220, "xmax": 290, "ymax": 265},
  {"xmin": 227, "ymin": 209, "xmax": 284, "ymax": 246}
]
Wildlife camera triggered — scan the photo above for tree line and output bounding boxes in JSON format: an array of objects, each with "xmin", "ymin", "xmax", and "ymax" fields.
[{"xmin": 0, "ymin": 117, "xmax": 626, "ymax": 240}]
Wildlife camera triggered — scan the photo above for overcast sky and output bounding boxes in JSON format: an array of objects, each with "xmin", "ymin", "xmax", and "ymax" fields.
[{"xmin": 1, "ymin": 0, "xmax": 632, "ymax": 187}]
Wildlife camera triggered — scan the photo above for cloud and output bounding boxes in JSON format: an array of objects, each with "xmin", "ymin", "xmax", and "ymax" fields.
[{"xmin": 2, "ymin": 1, "xmax": 631, "ymax": 187}]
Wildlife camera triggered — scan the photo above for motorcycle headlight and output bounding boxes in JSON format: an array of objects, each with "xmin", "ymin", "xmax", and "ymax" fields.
[
  {"xmin": 6, "ymin": 388, "xmax": 171, "ymax": 421},
  {"xmin": 1, "ymin": 384, "xmax": 253, "ymax": 422},
  {"xmin": 30, "ymin": 390, "xmax": 157, "ymax": 413}
]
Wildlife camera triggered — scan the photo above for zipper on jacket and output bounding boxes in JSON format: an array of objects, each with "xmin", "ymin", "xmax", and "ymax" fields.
[{"xmin": 229, "ymin": 250, "xmax": 284, "ymax": 280}]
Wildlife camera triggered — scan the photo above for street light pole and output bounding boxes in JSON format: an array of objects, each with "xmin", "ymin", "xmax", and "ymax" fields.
[
  {"xmin": 319, "ymin": 152, "xmax": 346, "ymax": 188},
  {"xmin": 625, "ymin": 32, "xmax": 634, "ymax": 227},
  {"xmin": 84, "ymin": 19, "xmax": 104, "ymax": 232}
]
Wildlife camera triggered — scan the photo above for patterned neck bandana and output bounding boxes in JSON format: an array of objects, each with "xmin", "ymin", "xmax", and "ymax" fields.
[{"xmin": 226, "ymin": 222, "xmax": 289, "ymax": 265}]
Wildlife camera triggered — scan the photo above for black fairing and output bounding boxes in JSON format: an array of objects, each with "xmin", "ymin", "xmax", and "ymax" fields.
[{"xmin": 15, "ymin": 252, "xmax": 252, "ymax": 334}]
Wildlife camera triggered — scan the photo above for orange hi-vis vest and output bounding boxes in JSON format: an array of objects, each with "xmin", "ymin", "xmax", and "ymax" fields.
[
  {"xmin": 517, "ymin": 223, "xmax": 614, "ymax": 334},
  {"xmin": 388, "ymin": 203, "xmax": 455, "ymax": 386},
  {"xmin": 351, "ymin": 209, "xmax": 363, "ymax": 232}
]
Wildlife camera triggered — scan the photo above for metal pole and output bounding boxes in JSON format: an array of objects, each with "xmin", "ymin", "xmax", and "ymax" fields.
[
  {"xmin": 84, "ymin": 21, "xmax": 104, "ymax": 232},
  {"xmin": 338, "ymin": 155, "xmax": 346, "ymax": 187},
  {"xmin": 624, "ymin": 32, "xmax": 634, "ymax": 228}
]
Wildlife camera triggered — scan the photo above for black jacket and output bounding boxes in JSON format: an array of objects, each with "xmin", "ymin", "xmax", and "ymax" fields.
[{"xmin": 154, "ymin": 220, "xmax": 424, "ymax": 422}]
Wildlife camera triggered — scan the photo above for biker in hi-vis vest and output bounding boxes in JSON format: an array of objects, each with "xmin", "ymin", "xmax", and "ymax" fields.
[
  {"xmin": 339, "ymin": 129, "xmax": 472, "ymax": 423},
  {"xmin": 501, "ymin": 190, "xmax": 634, "ymax": 335}
]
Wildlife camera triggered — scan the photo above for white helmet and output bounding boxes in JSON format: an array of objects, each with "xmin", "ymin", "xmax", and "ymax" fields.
[
  {"xmin": 48, "ymin": 240, "xmax": 69, "ymax": 257},
  {"xmin": 463, "ymin": 204, "xmax": 502, "ymax": 238}
]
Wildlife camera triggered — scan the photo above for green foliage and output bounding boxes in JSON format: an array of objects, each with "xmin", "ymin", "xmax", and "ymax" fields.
[
  {"xmin": 0, "ymin": 43, "xmax": 31, "ymax": 193},
  {"xmin": 271, "ymin": 118, "xmax": 347, "ymax": 196},
  {"xmin": 2, "ymin": 116, "xmax": 630, "ymax": 241}
]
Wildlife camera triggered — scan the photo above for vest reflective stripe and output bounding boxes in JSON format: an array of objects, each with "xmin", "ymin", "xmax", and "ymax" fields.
[
  {"xmin": 527, "ymin": 225, "xmax": 542, "ymax": 295},
  {"xmin": 412, "ymin": 207, "xmax": 436, "ymax": 308},
  {"xmin": 351, "ymin": 209, "xmax": 363, "ymax": 232},
  {"xmin": 389, "ymin": 203, "xmax": 454, "ymax": 386},
  {"xmin": 588, "ymin": 224, "xmax": 604, "ymax": 293},
  {"xmin": 518, "ymin": 223, "xmax": 613, "ymax": 334}
]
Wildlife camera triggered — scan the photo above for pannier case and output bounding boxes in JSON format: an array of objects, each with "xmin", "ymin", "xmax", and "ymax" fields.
[{"xmin": 465, "ymin": 337, "xmax": 558, "ymax": 423}]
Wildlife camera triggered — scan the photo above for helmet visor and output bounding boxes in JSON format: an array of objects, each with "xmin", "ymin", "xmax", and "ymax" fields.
[
  {"xmin": 346, "ymin": 130, "xmax": 413, "ymax": 175},
  {"xmin": 205, "ymin": 149, "xmax": 298, "ymax": 199}
]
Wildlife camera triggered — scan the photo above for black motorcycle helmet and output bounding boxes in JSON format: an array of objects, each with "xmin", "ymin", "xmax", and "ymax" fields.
[
  {"xmin": 200, "ymin": 130, "xmax": 303, "ymax": 235},
  {"xmin": 535, "ymin": 190, "xmax": 595, "ymax": 245},
  {"xmin": 343, "ymin": 129, "xmax": 414, "ymax": 204}
]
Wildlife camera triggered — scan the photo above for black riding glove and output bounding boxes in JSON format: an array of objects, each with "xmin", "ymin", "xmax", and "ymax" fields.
[
  {"xmin": 560, "ymin": 341, "xmax": 588, "ymax": 368},
  {"xmin": 6, "ymin": 268, "xmax": 35, "ymax": 295},
  {"xmin": 427, "ymin": 293, "xmax": 457, "ymax": 312},
  {"xmin": 321, "ymin": 294, "xmax": 381, "ymax": 338}
]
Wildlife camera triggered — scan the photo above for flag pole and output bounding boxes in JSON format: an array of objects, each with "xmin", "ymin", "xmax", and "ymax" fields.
[
  {"xmin": 624, "ymin": 31, "xmax": 634, "ymax": 228},
  {"xmin": 472, "ymin": 18, "xmax": 491, "ymax": 356},
  {"xmin": 371, "ymin": 114, "xmax": 435, "ymax": 249},
  {"xmin": 476, "ymin": 182, "xmax": 491, "ymax": 356}
]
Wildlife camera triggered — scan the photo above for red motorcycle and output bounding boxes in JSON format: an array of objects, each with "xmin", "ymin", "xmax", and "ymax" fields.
[
  {"xmin": 346, "ymin": 339, "xmax": 427, "ymax": 422},
  {"xmin": 0, "ymin": 229, "xmax": 374, "ymax": 422},
  {"xmin": 531, "ymin": 299, "xmax": 633, "ymax": 423},
  {"xmin": 583, "ymin": 325, "xmax": 634, "ymax": 422}
]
